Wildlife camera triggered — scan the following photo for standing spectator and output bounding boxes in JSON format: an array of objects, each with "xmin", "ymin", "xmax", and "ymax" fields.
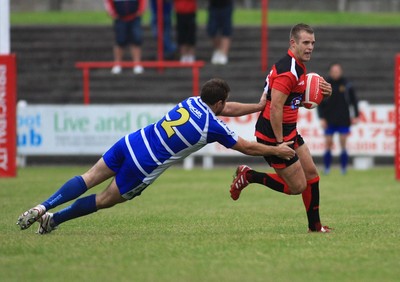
[
  {"xmin": 207, "ymin": 0, "xmax": 234, "ymax": 65},
  {"xmin": 318, "ymin": 62, "xmax": 359, "ymax": 174},
  {"xmin": 105, "ymin": 0, "xmax": 146, "ymax": 75},
  {"xmin": 174, "ymin": 0, "xmax": 197, "ymax": 63},
  {"xmin": 150, "ymin": 0, "xmax": 177, "ymax": 59}
]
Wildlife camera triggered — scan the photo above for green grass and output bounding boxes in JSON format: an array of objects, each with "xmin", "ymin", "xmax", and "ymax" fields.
[
  {"xmin": 1, "ymin": 166, "xmax": 399, "ymax": 282},
  {"xmin": 10, "ymin": 9, "xmax": 400, "ymax": 26}
]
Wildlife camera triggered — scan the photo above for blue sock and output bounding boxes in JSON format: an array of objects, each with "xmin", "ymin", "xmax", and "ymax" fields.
[
  {"xmin": 53, "ymin": 194, "xmax": 97, "ymax": 226},
  {"xmin": 42, "ymin": 176, "xmax": 87, "ymax": 211},
  {"xmin": 323, "ymin": 150, "xmax": 332, "ymax": 173},
  {"xmin": 340, "ymin": 150, "xmax": 349, "ymax": 173}
]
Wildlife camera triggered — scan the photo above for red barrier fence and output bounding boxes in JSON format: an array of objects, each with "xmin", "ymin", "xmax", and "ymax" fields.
[
  {"xmin": 0, "ymin": 54, "xmax": 17, "ymax": 177},
  {"xmin": 395, "ymin": 54, "xmax": 400, "ymax": 180},
  {"xmin": 75, "ymin": 61, "xmax": 205, "ymax": 104}
]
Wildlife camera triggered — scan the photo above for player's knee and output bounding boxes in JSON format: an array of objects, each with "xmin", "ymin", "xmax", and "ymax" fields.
[
  {"xmin": 288, "ymin": 181, "xmax": 307, "ymax": 195},
  {"xmin": 95, "ymin": 193, "xmax": 116, "ymax": 209},
  {"xmin": 304, "ymin": 167, "xmax": 319, "ymax": 180},
  {"xmin": 96, "ymin": 188, "xmax": 126, "ymax": 210}
]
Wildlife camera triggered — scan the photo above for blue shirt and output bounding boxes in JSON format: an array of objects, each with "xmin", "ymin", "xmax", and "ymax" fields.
[{"xmin": 123, "ymin": 96, "xmax": 238, "ymax": 185}]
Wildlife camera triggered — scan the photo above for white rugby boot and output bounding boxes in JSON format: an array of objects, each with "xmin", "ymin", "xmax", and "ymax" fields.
[{"xmin": 17, "ymin": 204, "xmax": 46, "ymax": 230}]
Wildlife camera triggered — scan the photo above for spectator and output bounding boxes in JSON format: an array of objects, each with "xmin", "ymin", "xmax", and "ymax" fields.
[
  {"xmin": 207, "ymin": 0, "xmax": 234, "ymax": 65},
  {"xmin": 105, "ymin": 0, "xmax": 146, "ymax": 75},
  {"xmin": 150, "ymin": 0, "xmax": 177, "ymax": 59},
  {"xmin": 318, "ymin": 62, "xmax": 359, "ymax": 175},
  {"xmin": 174, "ymin": 0, "xmax": 197, "ymax": 63}
]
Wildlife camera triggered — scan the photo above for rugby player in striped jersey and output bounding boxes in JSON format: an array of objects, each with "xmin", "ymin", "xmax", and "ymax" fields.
[{"xmin": 17, "ymin": 78, "xmax": 295, "ymax": 235}]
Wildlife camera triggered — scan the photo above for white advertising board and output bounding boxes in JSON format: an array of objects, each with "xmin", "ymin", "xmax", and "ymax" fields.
[{"xmin": 17, "ymin": 102, "xmax": 395, "ymax": 157}]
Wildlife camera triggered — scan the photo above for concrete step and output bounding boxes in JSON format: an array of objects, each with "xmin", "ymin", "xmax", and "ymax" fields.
[{"xmin": 11, "ymin": 26, "xmax": 400, "ymax": 105}]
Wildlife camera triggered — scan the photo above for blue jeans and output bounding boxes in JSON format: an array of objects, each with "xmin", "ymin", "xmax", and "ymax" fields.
[{"xmin": 150, "ymin": 0, "xmax": 177, "ymax": 55}]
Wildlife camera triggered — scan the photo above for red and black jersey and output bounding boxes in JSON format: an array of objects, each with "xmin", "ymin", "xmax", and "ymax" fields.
[{"xmin": 256, "ymin": 50, "xmax": 307, "ymax": 143}]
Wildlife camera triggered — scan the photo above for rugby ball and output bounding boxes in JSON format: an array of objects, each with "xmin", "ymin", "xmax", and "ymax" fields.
[{"xmin": 302, "ymin": 73, "xmax": 323, "ymax": 109}]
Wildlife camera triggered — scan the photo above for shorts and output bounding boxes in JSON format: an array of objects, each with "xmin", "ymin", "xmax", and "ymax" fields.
[
  {"xmin": 207, "ymin": 4, "xmax": 233, "ymax": 37},
  {"xmin": 103, "ymin": 136, "xmax": 149, "ymax": 200},
  {"xmin": 257, "ymin": 134, "xmax": 305, "ymax": 169},
  {"xmin": 255, "ymin": 118, "xmax": 304, "ymax": 169},
  {"xmin": 114, "ymin": 17, "xmax": 143, "ymax": 47},
  {"xmin": 325, "ymin": 125, "xmax": 350, "ymax": 135},
  {"xmin": 176, "ymin": 13, "xmax": 196, "ymax": 46}
]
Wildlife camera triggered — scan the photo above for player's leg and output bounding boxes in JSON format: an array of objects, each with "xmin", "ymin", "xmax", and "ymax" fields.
[
  {"xmin": 323, "ymin": 131, "xmax": 334, "ymax": 174},
  {"xmin": 297, "ymin": 143, "xmax": 330, "ymax": 232},
  {"xmin": 16, "ymin": 158, "xmax": 115, "ymax": 230},
  {"xmin": 37, "ymin": 178, "xmax": 126, "ymax": 235},
  {"xmin": 339, "ymin": 131, "xmax": 350, "ymax": 174},
  {"xmin": 43, "ymin": 157, "xmax": 115, "ymax": 211},
  {"xmin": 230, "ymin": 135, "xmax": 307, "ymax": 199},
  {"xmin": 230, "ymin": 157, "xmax": 307, "ymax": 200}
]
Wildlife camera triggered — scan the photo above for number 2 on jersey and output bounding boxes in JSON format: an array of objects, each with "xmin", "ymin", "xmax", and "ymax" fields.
[{"xmin": 161, "ymin": 108, "xmax": 190, "ymax": 138}]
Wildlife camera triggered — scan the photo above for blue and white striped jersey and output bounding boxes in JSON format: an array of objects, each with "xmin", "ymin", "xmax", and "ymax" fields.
[{"xmin": 124, "ymin": 96, "xmax": 238, "ymax": 185}]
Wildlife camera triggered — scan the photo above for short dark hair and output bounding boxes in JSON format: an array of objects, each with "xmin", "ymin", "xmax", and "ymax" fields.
[
  {"xmin": 200, "ymin": 78, "xmax": 230, "ymax": 105},
  {"xmin": 290, "ymin": 23, "xmax": 314, "ymax": 41},
  {"xmin": 328, "ymin": 62, "xmax": 341, "ymax": 70}
]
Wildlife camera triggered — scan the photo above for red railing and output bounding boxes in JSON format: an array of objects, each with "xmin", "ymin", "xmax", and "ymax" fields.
[
  {"xmin": 261, "ymin": 0, "xmax": 269, "ymax": 72},
  {"xmin": 395, "ymin": 54, "xmax": 400, "ymax": 180},
  {"xmin": 75, "ymin": 61, "xmax": 205, "ymax": 104}
]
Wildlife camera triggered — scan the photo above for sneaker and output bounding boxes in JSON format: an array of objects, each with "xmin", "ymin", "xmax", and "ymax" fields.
[
  {"xmin": 211, "ymin": 50, "xmax": 221, "ymax": 64},
  {"xmin": 230, "ymin": 165, "xmax": 252, "ymax": 201},
  {"xmin": 37, "ymin": 212, "xmax": 57, "ymax": 235},
  {"xmin": 16, "ymin": 204, "xmax": 46, "ymax": 230},
  {"xmin": 111, "ymin": 65, "xmax": 122, "ymax": 74},
  {"xmin": 187, "ymin": 55, "xmax": 195, "ymax": 63},
  {"xmin": 308, "ymin": 225, "xmax": 333, "ymax": 233},
  {"xmin": 133, "ymin": 65, "xmax": 144, "ymax": 74},
  {"xmin": 217, "ymin": 53, "xmax": 228, "ymax": 65},
  {"xmin": 180, "ymin": 55, "xmax": 188, "ymax": 63}
]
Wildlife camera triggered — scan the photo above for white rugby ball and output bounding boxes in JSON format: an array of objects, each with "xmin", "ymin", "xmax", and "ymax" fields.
[{"xmin": 302, "ymin": 72, "xmax": 323, "ymax": 109}]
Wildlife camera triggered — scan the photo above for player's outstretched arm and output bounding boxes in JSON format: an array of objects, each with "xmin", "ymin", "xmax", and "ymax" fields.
[
  {"xmin": 219, "ymin": 93, "xmax": 266, "ymax": 117},
  {"xmin": 231, "ymin": 137, "xmax": 295, "ymax": 159}
]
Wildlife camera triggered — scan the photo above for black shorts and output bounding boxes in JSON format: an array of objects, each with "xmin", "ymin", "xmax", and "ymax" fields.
[
  {"xmin": 176, "ymin": 13, "xmax": 196, "ymax": 46},
  {"xmin": 255, "ymin": 117, "xmax": 305, "ymax": 169}
]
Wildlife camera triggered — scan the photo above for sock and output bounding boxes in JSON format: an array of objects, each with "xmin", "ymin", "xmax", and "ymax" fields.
[
  {"xmin": 42, "ymin": 176, "xmax": 88, "ymax": 211},
  {"xmin": 52, "ymin": 194, "xmax": 97, "ymax": 226},
  {"xmin": 247, "ymin": 170, "xmax": 291, "ymax": 195},
  {"xmin": 302, "ymin": 176, "xmax": 321, "ymax": 231},
  {"xmin": 340, "ymin": 150, "xmax": 349, "ymax": 173},
  {"xmin": 323, "ymin": 150, "xmax": 332, "ymax": 173}
]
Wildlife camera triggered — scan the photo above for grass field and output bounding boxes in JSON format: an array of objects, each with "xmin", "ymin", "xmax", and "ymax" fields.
[
  {"xmin": 1, "ymin": 165, "xmax": 399, "ymax": 282},
  {"xmin": 10, "ymin": 10, "xmax": 400, "ymax": 26}
]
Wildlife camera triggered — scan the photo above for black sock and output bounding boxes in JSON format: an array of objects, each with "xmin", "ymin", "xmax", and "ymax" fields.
[
  {"xmin": 302, "ymin": 177, "xmax": 321, "ymax": 231},
  {"xmin": 247, "ymin": 170, "xmax": 290, "ymax": 194}
]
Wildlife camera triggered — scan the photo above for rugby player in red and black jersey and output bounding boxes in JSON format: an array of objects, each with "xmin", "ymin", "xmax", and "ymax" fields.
[{"xmin": 230, "ymin": 23, "xmax": 333, "ymax": 233}]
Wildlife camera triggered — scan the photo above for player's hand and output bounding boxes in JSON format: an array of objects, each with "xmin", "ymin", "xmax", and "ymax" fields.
[
  {"xmin": 351, "ymin": 117, "xmax": 359, "ymax": 125},
  {"xmin": 276, "ymin": 141, "xmax": 295, "ymax": 160},
  {"xmin": 257, "ymin": 92, "xmax": 267, "ymax": 111},
  {"xmin": 319, "ymin": 77, "xmax": 332, "ymax": 97}
]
